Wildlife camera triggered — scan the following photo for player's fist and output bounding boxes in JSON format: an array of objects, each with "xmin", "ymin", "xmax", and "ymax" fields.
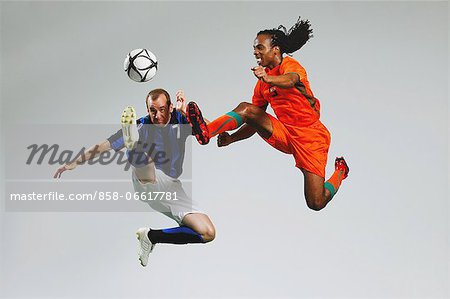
[
  {"xmin": 217, "ymin": 132, "xmax": 233, "ymax": 147},
  {"xmin": 175, "ymin": 90, "xmax": 188, "ymax": 115},
  {"xmin": 53, "ymin": 163, "xmax": 77, "ymax": 179},
  {"xmin": 251, "ymin": 66, "xmax": 268, "ymax": 82}
]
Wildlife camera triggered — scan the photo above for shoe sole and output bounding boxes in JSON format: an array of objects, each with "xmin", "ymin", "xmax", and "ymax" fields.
[
  {"xmin": 186, "ymin": 102, "xmax": 210, "ymax": 145},
  {"xmin": 121, "ymin": 106, "xmax": 138, "ymax": 150}
]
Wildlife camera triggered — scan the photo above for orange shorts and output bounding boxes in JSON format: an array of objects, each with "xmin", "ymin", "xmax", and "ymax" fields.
[{"xmin": 262, "ymin": 114, "xmax": 331, "ymax": 178}]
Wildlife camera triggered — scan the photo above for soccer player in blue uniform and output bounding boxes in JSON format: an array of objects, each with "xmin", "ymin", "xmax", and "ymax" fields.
[{"xmin": 54, "ymin": 89, "xmax": 216, "ymax": 267}]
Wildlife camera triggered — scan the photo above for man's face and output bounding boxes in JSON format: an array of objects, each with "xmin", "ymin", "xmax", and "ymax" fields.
[
  {"xmin": 253, "ymin": 34, "xmax": 278, "ymax": 67},
  {"xmin": 147, "ymin": 94, "xmax": 172, "ymax": 126}
]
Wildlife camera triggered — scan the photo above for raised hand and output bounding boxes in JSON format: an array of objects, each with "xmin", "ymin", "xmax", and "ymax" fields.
[
  {"xmin": 251, "ymin": 66, "xmax": 269, "ymax": 82},
  {"xmin": 175, "ymin": 90, "xmax": 188, "ymax": 116}
]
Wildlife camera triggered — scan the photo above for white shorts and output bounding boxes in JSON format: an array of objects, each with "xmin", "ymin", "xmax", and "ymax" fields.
[{"xmin": 132, "ymin": 169, "xmax": 202, "ymax": 224}]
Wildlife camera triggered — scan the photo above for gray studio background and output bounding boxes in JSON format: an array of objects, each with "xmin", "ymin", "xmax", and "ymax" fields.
[{"xmin": 1, "ymin": 1, "xmax": 448, "ymax": 298}]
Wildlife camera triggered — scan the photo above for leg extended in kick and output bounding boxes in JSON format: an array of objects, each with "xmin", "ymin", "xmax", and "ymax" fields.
[
  {"xmin": 187, "ymin": 101, "xmax": 274, "ymax": 144},
  {"xmin": 128, "ymin": 147, "xmax": 156, "ymax": 184},
  {"xmin": 121, "ymin": 105, "xmax": 156, "ymax": 184}
]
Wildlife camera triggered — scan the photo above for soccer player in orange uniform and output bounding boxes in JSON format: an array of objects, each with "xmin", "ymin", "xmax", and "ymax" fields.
[{"xmin": 187, "ymin": 18, "xmax": 349, "ymax": 211}]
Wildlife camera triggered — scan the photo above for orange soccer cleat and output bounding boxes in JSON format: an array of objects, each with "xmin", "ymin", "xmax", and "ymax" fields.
[
  {"xmin": 186, "ymin": 102, "xmax": 210, "ymax": 145},
  {"xmin": 335, "ymin": 157, "xmax": 349, "ymax": 180}
]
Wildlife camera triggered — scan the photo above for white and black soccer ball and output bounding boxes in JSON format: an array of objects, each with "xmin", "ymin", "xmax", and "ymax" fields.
[{"xmin": 124, "ymin": 49, "xmax": 158, "ymax": 82}]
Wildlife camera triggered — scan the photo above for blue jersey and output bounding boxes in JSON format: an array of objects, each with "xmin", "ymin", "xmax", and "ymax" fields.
[{"xmin": 107, "ymin": 109, "xmax": 192, "ymax": 178}]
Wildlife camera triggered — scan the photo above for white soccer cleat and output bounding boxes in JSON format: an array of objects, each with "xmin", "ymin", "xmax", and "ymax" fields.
[
  {"xmin": 121, "ymin": 106, "xmax": 139, "ymax": 150},
  {"xmin": 136, "ymin": 227, "xmax": 155, "ymax": 267}
]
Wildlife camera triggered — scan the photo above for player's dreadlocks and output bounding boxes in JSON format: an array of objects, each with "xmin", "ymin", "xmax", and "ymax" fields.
[{"xmin": 258, "ymin": 17, "xmax": 313, "ymax": 55}]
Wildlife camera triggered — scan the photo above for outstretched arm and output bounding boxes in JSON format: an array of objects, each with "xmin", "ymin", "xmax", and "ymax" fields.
[{"xmin": 53, "ymin": 140, "xmax": 111, "ymax": 178}]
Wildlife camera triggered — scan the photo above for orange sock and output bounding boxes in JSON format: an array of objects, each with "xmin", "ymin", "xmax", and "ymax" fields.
[
  {"xmin": 324, "ymin": 169, "xmax": 344, "ymax": 199},
  {"xmin": 208, "ymin": 111, "xmax": 243, "ymax": 137}
]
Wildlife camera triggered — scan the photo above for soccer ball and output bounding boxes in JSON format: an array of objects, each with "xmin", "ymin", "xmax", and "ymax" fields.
[{"xmin": 124, "ymin": 49, "xmax": 158, "ymax": 82}]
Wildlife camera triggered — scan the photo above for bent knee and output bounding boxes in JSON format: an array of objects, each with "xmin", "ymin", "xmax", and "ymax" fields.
[
  {"xmin": 236, "ymin": 102, "xmax": 259, "ymax": 120},
  {"xmin": 200, "ymin": 226, "xmax": 216, "ymax": 243},
  {"xmin": 236, "ymin": 101, "xmax": 252, "ymax": 111},
  {"xmin": 305, "ymin": 195, "xmax": 327, "ymax": 211}
]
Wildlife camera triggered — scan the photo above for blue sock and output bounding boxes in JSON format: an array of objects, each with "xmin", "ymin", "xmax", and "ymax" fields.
[{"xmin": 148, "ymin": 226, "xmax": 204, "ymax": 244}]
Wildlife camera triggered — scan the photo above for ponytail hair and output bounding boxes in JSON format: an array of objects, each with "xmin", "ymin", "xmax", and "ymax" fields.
[{"xmin": 257, "ymin": 17, "xmax": 313, "ymax": 55}]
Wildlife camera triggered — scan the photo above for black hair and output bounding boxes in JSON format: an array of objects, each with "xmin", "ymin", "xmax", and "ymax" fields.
[{"xmin": 257, "ymin": 17, "xmax": 313, "ymax": 55}]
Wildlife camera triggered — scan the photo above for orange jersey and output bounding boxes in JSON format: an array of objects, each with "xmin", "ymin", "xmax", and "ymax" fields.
[
  {"xmin": 252, "ymin": 56, "xmax": 320, "ymax": 127},
  {"xmin": 252, "ymin": 56, "xmax": 331, "ymax": 177}
]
